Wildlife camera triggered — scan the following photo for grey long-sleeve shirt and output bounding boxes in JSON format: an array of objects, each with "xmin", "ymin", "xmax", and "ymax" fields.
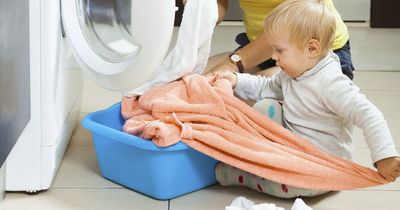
[{"xmin": 234, "ymin": 52, "xmax": 398, "ymax": 163}]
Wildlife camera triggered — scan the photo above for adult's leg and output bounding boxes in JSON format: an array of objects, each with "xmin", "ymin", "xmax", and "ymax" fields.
[{"xmin": 333, "ymin": 41, "xmax": 355, "ymax": 80}]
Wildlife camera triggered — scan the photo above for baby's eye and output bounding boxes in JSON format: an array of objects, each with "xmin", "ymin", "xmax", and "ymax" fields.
[{"xmin": 275, "ymin": 48, "xmax": 283, "ymax": 53}]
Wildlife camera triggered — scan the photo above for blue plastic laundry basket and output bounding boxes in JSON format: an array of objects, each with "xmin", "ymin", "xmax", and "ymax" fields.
[{"xmin": 81, "ymin": 103, "xmax": 219, "ymax": 200}]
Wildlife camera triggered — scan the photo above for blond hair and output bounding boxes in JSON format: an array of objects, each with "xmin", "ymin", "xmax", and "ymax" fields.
[{"xmin": 264, "ymin": 0, "xmax": 336, "ymax": 53}]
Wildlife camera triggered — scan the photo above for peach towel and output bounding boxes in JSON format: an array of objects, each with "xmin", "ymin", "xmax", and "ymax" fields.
[{"xmin": 121, "ymin": 74, "xmax": 388, "ymax": 190}]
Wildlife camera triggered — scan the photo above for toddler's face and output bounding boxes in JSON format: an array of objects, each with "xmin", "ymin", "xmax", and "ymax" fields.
[{"xmin": 266, "ymin": 34, "xmax": 315, "ymax": 78}]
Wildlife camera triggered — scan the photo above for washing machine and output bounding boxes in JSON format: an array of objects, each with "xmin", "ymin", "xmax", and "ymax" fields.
[
  {"xmin": 5, "ymin": 0, "xmax": 176, "ymax": 192},
  {"xmin": 5, "ymin": 0, "xmax": 83, "ymax": 192}
]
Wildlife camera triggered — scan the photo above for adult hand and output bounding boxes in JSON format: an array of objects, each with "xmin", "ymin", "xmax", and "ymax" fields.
[
  {"xmin": 376, "ymin": 156, "xmax": 400, "ymax": 182},
  {"xmin": 207, "ymin": 70, "xmax": 238, "ymax": 88}
]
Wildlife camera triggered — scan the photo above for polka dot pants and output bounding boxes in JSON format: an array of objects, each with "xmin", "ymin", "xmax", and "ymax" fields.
[
  {"xmin": 214, "ymin": 99, "xmax": 328, "ymax": 198},
  {"xmin": 215, "ymin": 162, "xmax": 328, "ymax": 198}
]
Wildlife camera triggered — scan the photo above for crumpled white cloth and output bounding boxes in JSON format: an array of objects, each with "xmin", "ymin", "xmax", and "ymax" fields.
[
  {"xmin": 291, "ymin": 198, "xmax": 314, "ymax": 210},
  {"xmin": 226, "ymin": 196, "xmax": 314, "ymax": 210},
  {"xmin": 128, "ymin": 0, "xmax": 217, "ymax": 95}
]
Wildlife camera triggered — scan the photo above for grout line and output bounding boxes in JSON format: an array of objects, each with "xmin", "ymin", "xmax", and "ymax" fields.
[{"xmin": 51, "ymin": 186, "xmax": 125, "ymax": 190}]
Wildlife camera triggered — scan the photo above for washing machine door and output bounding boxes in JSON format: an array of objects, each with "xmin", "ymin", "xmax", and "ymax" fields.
[{"xmin": 61, "ymin": 0, "xmax": 176, "ymax": 91}]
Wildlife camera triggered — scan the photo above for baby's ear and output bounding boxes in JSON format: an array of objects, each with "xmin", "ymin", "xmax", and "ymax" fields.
[{"xmin": 306, "ymin": 39, "xmax": 321, "ymax": 58}]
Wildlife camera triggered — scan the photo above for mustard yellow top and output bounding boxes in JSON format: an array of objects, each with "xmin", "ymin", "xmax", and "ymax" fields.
[{"xmin": 239, "ymin": 0, "xmax": 349, "ymax": 50}]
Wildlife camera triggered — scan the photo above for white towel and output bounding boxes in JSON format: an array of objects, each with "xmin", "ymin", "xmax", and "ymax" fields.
[
  {"xmin": 226, "ymin": 197, "xmax": 285, "ymax": 210},
  {"xmin": 291, "ymin": 198, "xmax": 314, "ymax": 210},
  {"xmin": 127, "ymin": 0, "xmax": 217, "ymax": 95},
  {"xmin": 226, "ymin": 197, "xmax": 313, "ymax": 210},
  {"xmin": 227, "ymin": 196, "xmax": 255, "ymax": 210}
]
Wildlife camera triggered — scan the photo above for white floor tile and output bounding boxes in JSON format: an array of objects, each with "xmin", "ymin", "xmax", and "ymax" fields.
[
  {"xmin": 52, "ymin": 146, "xmax": 121, "ymax": 189},
  {"xmin": 354, "ymin": 71, "xmax": 400, "ymax": 91},
  {"xmin": 360, "ymin": 90, "xmax": 400, "ymax": 116},
  {"xmin": 170, "ymin": 187, "xmax": 293, "ymax": 210},
  {"xmin": 349, "ymin": 28, "xmax": 400, "ymax": 71},
  {"xmin": 69, "ymin": 115, "xmax": 93, "ymax": 147},
  {"xmin": 354, "ymin": 114, "xmax": 400, "ymax": 149},
  {"xmin": 81, "ymin": 76, "xmax": 122, "ymax": 113},
  {"xmin": 303, "ymin": 190, "xmax": 400, "ymax": 210},
  {"xmin": 210, "ymin": 26, "xmax": 243, "ymax": 56},
  {"xmin": 0, "ymin": 189, "xmax": 167, "ymax": 210},
  {"xmin": 353, "ymin": 148, "xmax": 400, "ymax": 191},
  {"xmin": 170, "ymin": 187, "xmax": 400, "ymax": 210}
]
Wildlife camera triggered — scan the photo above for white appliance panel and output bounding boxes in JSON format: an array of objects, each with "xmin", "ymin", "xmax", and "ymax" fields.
[
  {"xmin": 6, "ymin": 0, "xmax": 82, "ymax": 191},
  {"xmin": 7, "ymin": 0, "xmax": 176, "ymax": 192}
]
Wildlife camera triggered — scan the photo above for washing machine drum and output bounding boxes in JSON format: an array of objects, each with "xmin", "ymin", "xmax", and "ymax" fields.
[{"xmin": 61, "ymin": 0, "xmax": 176, "ymax": 92}]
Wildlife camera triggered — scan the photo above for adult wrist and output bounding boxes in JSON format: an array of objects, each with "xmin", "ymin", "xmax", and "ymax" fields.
[{"xmin": 228, "ymin": 52, "xmax": 244, "ymax": 73}]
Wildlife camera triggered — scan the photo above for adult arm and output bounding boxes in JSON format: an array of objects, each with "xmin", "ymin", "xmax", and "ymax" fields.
[
  {"xmin": 216, "ymin": 0, "xmax": 228, "ymax": 24},
  {"xmin": 236, "ymin": 33, "xmax": 273, "ymax": 73},
  {"xmin": 208, "ymin": 32, "xmax": 273, "ymax": 74}
]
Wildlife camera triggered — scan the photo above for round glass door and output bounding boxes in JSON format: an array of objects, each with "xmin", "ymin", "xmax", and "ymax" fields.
[
  {"xmin": 61, "ymin": 0, "xmax": 176, "ymax": 91},
  {"xmin": 78, "ymin": 0, "xmax": 140, "ymax": 63}
]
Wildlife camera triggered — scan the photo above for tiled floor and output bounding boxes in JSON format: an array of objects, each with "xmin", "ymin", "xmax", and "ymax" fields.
[
  {"xmin": 1, "ymin": 25, "xmax": 400, "ymax": 210},
  {"xmin": 2, "ymin": 74, "xmax": 399, "ymax": 210}
]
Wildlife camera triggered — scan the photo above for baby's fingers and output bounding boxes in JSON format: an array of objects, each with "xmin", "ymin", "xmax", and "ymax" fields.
[
  {"xmin": 205, "ymin": 72, "xmax": 218, "ymax": 84},
  {"xmin": 393, "ymin": 167, "xmax": 400, "ymax": 177},
  {"xmin": 388, "ymin": 176, "xmax": 396, "ymax": 182},
  {"xmin": 213, "ymin": 72, "xmax": 227, "ymax": 81},
  {"xmin": 387, "ymin": 168, "xmax": 400, "ymax": 182}
]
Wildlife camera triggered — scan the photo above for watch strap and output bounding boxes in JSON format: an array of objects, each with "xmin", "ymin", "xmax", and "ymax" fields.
[{"xmin": 229, "ymin": 53, "xmax": 244, "ymax": 73}]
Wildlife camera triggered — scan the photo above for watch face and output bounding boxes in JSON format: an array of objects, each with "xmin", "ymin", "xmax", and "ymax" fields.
[{"xmin": 230, "ymin": 53, "xmax": 241, "ymax": 63}]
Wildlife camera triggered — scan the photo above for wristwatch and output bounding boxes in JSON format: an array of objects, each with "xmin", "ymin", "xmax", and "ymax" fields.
[{"xmin": 229, "ymin": 52, "xmax": 244, "ymax": 73}]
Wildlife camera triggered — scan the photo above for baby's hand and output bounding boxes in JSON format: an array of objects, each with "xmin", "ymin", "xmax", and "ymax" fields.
[
  {"xmin": 207, "ymin": 70, "xmax": 238, "ymax": 88},
  {"xmin": 376, "ymin": 156, "xmax": 400, "ymax": 182}
]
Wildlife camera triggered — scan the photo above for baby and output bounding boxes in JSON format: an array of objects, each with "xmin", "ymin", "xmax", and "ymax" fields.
[{"xmin": 211, "ymin": 0, "xmax": 400, "ymax": 198}]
